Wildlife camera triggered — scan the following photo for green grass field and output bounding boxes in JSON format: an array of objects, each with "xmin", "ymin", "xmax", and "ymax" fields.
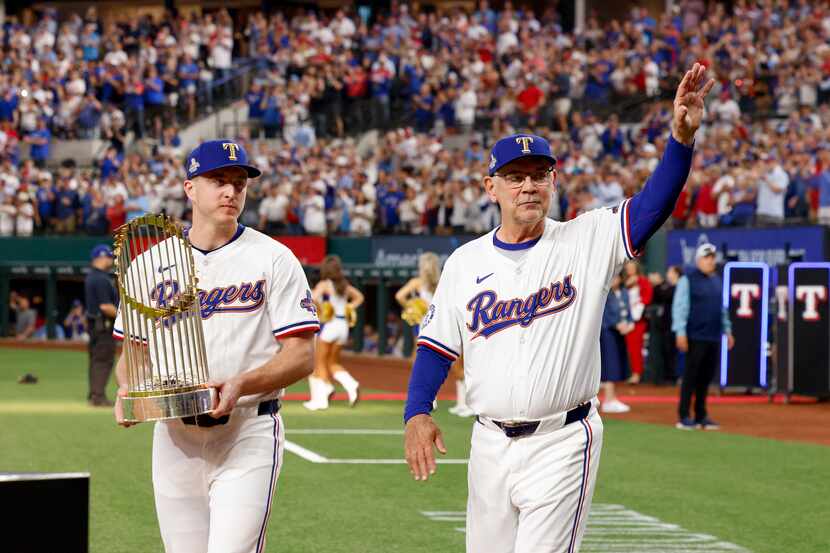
[{"xmin": 1, "ymin": 348, "xmax": 828, "ymax": 552}]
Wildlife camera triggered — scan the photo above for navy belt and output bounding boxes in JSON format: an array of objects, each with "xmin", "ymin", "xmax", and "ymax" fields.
[
  {"xmin": 335, "ymin": 315, "xmax": 346, "ymax": 319},
  {"xmin": 182, "ymin": 398, "xmax": 281, "ymax": 427},
  {"xmin": 477, "ymin": 402, "xmax": 591, "ymax": 438}
]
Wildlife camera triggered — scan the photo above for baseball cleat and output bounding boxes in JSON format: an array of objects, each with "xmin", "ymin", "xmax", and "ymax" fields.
[
  {"xmin": 696, "ymin": 418, "xmax": 720, "ymax": 430},
  {"xmin": 675, "ymin": 418, "xmax": 697, "ymax": 430},
  {"xmin": 601, "ymin": 399, "xmax": 631, "ymax": 414}
]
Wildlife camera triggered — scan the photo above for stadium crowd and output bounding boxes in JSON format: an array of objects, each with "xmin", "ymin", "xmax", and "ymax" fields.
[
  {"xmin": 0, "ymin": 6, "xmax": 244, "ymax": 146},
  {"xmin": 2, "ymin": 104, "xmax": 830, "ymax": 238},
  {"xmin": 2, "ymin": 0, "xmax": 830, "ymax": 237}
]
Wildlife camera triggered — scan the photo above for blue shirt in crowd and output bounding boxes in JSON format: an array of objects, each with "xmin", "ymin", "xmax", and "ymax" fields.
[
  {"xmin": 54, "ymin": 188, "xmax": 79, "ymax": 220},
  {"xmin": 144, "ymin": 77, "xmax": 165, "ymax": 105},
  {"xmin": 29, "ymin": 128, "xmax": 50, "ymax": 160}
]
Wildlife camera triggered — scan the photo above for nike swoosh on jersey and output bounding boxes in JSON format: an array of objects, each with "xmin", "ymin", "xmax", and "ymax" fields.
[
  {"xmin": 158, "ymin": 264, "xmax": 177, "ymax": 273},
  {"xmin": 476, "ymin": 272, "xmax": 494, "ymax": 284}
]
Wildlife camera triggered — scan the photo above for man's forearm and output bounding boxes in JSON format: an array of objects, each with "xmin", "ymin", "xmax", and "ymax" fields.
[
  {"xmin": 237, "ymin": 336, "xmax": 314, "ymax": 395},
  {"xmin": 100, "ymin": 303, "xmax": 117, "ymax": 318},
  {"xmin": 114, "ymin": 353, "xmax": 128, "ymax": 388},
  {"xmin": 626, "ymin": 137, "xmax": 694, "ymax": 251}
]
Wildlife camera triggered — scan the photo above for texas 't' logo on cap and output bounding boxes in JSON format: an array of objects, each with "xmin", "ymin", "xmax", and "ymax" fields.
[
  {"xmin": 488, "ymin": 133, "xmax": 557, "ymax": 176},
  {"xmin": 185, "ymin": 139, "xmax": 262, "ymax": 179},
  {"xmin": 223, "ymin": 142, "xmax": 240, "ymax": 161},
  {"xmin": 515, "ymin": 136, "xmax": 534, "ymax": 153}
]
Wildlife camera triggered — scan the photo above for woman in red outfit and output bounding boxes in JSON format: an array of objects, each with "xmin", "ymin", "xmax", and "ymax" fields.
[{"xmin": 623, "ymin": 261, "xmax": 653, "ymax": 384}]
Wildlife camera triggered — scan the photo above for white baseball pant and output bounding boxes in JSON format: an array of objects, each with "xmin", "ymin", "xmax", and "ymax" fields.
[
  {"xmin": 466, "ymin": 407, "xmax": 603, "ymax": 553},
  {"xmin": 152, "ymin": 407, "xmax": 284, "ymax": 553}
]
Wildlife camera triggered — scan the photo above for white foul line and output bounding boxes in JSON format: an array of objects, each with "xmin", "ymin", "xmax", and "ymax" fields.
[
  {"xmin": 286, "ymin": 429, "xmax": 405, "ymax": 435},
  {"xmin": 284, "ymin": 440, "xmax": 467, "ymax": 464},
  {"xmin": 283, "ymin": 440, "xmax": 328, "ymax": 463}
]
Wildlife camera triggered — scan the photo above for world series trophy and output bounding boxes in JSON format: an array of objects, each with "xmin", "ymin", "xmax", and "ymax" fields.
[{"xmin": 113, "ymin": 214, "xmax": 216, "ymax": 422}]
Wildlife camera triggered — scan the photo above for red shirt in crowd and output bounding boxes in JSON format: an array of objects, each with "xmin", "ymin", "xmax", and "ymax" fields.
[
  {"xmin": 692, "ymin": 180, "xmax": 717, "ymax": 217},
  {"xmin": 107, "ymin": 199, "xmax": 126, "ymax": 232},
  {"xmin": 518, "ymin": 85, "xmax": 544, "ymax": 113},
  {"xmin": 672, "ymin": 187, "xmax": 691, "ymax": 223}
]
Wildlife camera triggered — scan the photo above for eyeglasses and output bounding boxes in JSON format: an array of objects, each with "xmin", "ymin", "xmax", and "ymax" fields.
[{"xmin": 495, "ymin": 168, "xmax": 554, "ymax": 188}]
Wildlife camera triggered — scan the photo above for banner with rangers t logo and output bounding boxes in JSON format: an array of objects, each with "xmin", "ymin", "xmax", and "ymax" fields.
[
  {"xmin": 722, "ymin": 263, "xmax": 769, "ymax": 389},
  {"xmin": 787, "ymin": 263, "xmax": 830, "ymax": 397}
]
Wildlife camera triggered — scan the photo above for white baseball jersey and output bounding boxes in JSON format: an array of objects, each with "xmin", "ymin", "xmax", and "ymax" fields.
[
  {"xmin": 113, "ymin": 224, "xmax": 320, "ymax": 406},
  {"xmin": 418, "ymin": 199, "xmax": 638, "ymax": 420}
]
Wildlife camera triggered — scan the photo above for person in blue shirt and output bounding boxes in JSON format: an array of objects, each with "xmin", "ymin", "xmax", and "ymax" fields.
[
  {"xmin": 437, "ymin": 89, "xmax": 456, "ymax": 131},
  {"xmin": 53, "ymin": 175, "xmax": 81, "ymax": 233},
  {"xmin": 371, "ymin": 54, "xmax": 394, "ymax": 130},
  {"xmin": 26, "ymin": 119, "xmax": 51, "ymax": 168},
  {"xmin": 143, "ymin": 66, "xmax": 166, "ymax": 135},
  {"xmin": 100, "ymin": 65, "xmax": 124, "ymax": 106},
  {"xmin": 100, "ymin": 146, "xmax": 122, "ymax": 180},
  {"xmin": 81, "ymin": 24, "xmax": 100, "ymax": 61},
  {"xmin": 785, "ymin": 156, "xmax": 810, "ymax": 221},
  {"xmin": 601, "ymin": 115, "xmax": 626, "ymax": 159},
  {"xmin": 84, "ymin": 191, "xmax": 109, "ymax": 235},
  {"xmin": 0, "ymin": 85, "xmax": 19, "ymax": 122},
  {"xmin": 261, "ymin": 86, "xmax": 282, "ymax": 139},
  {"xmin": 810, "ymin": 150, "xmax": 830, "ymax": 224},
  {"xmin": 125, "ymin": 184, "xmax": 150, "ymax": 222},
  {"xmin": 585, "ymin": 64, "xmax": 611, "ymax": 104},
  {"xmin": 124, "ymin": 68, "xmax": 145, "ymax": 138},
  {"xmin": 245, "ymin": 82, "xmax": 265, "ymax": 138},
  {"xmin": 464, "ymin": 140, "xmax": 486, "ymax": 164},
  {"xmin": 77, "ymin": 93, "xmax": 103, "ymax": 138},
  {"xmin": 378, "ymin": 178, "xmax": 405, "ymax": 232},
  {"xmin": 178, "ymin": 53, "xmax": 200, "ymax": 121},
  {"xmin": 63, "ymin": 299, "xmax": 88, "ymax": 341},
  {"xmin": 672, "ymin": 243, "xmax": 734, "ymax": 430},
  {"xmin": 35, "ymin": 175, "xmax": 55, "ymax": 231},
  {"xmin": 413, "ymin": 83, "xmax": 434, "ymax": 133},
  {"xmin": 85, "ymin": 244, "xmax": 117, "ymax": 406},
  {"xmin": 474, "ymin": 0, "xmax": 498, "ymax": 35}
]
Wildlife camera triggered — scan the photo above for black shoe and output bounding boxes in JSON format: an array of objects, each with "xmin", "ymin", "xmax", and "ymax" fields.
[
  {"xmin": 17, "ymin": 373, "xmax": 38, "ymax": 384},
  {"xmin": 89, "ymin": 398, "xmax": 114, "ymax": 407},
  {"xmin": 675, "ymin": 418, "xmax": 696, "ymax": 430}
]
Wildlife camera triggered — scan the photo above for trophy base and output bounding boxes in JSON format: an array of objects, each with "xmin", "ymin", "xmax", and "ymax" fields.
[{"xmin": 122, "ymin": 387, "xmax": 217, "ymax": 423}]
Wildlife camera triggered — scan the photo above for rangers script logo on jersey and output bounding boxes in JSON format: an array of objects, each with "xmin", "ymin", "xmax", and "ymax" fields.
[{"xmin": 466, "ymin": 275, "xmax": 577, "ymax": 339}]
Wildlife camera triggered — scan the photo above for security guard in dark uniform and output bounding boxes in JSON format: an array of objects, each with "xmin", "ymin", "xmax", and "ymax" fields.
[{"xmin": 85, "ymin": 244, "xmax": 118, "ymax": 406}]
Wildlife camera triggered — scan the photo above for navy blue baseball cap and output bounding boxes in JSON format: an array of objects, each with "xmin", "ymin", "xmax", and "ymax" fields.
[
  {"xmin": 90, "ymin": 244, "xmax": 114, "ymax": 260},
  {"xmin": 185, "ymin": 139, "xmax": 262, "ymax": 180},
  {"xmin": 488, "ymin": 133, "xmax": 557, "ymax": 176}
]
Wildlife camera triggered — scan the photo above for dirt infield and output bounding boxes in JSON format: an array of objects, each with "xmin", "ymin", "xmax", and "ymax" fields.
[{"xmin": 3, "ymin": 340, "xmax": 827, "ymax": 446}]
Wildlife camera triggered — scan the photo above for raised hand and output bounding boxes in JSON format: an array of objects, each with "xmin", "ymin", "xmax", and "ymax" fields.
[{"xmin": 672, "ymin": 63, "xmax": 716, "ymax": 146}]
